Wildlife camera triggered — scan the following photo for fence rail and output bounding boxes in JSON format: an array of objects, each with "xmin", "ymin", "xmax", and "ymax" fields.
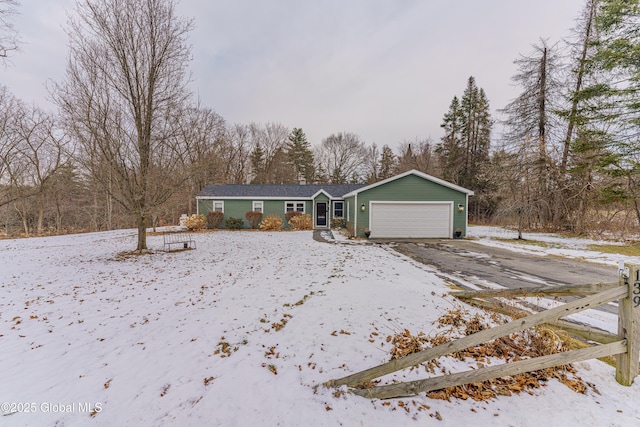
[{"xmin": 323, "ymin": 263, "xmax": 640, "ymax": 399}]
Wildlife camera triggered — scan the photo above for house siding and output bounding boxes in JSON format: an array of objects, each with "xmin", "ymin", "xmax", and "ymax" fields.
[
  {"xmin": 196, "ymin": 171, "xmax": 471, "ymax": 236},
  {"xmin": 197, "ymin": 198, "xmax": 312, "ymax": 229},
  {"xmin": 342, "ymin": 196, "xmax": 356, "ymax": 234}
]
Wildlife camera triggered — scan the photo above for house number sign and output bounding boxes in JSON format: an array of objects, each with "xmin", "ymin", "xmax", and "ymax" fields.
[{"xmin": 621, "ymin": 263, "xmax": 640, "ymax": 308}]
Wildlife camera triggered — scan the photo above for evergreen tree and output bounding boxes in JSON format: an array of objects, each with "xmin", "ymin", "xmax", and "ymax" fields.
[
  {"xmin": 287, "ymin": 128, "xmax": 315, "ymax": 183},
  {"xmin": 459, "ymin": 78, "xmax": 491, "ymax": 190},
  {"xmin": 395, "ymin": 142, "xmax": 416, "ymax": 173},
  {"xmin": 579, "ymin": 0, "xmax": 640, "ymax": 226},
  {"xmin": 437, "ymin": 96, "xmax": 464, "ymax": 184},
  {"xmin": 378, "ymin": 144, "xmax": 396, "ymax": 179},
  {"xmin": 437, "ymin": 77, "xmax": 492, "ymax": 219},
  {"xmin": 268, "ymin": 147, "xmax": 294, "ymax": 184},
  {"xmin": 250, "ymin": 144, "xmax": 266, "ymax": 184},
  {"xmin": 557, "ymin": 0, "xmax": 600, "ymax": 232}
]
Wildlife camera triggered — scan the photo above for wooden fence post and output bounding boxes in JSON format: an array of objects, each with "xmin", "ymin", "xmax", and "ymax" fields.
[{"xmin": 616, "ymin": 263, "xmax": 640, "ymax": 386}]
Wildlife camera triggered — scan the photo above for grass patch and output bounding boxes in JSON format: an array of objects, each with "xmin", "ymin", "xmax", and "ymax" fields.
[
  {"xmin": 587, "ymin": 243, "xmax": 640, "ymax": 257},
  {"xmin": 494, "ymin": 237, "xmax": 563, "ymax": 249},
  {"xmin": 546, "ymin": 326, "xmax": 618, "ymax": 368}
]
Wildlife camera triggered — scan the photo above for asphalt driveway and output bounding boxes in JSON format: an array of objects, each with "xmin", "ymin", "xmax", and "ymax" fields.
[{"xmin": 392, "ymin": 239, "xmax": 617, "ymax": 293}]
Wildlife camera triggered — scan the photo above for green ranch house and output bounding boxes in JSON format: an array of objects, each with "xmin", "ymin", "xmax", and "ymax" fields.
[{"xmin": 196, "ymin": 170, "xmax": 474, "ymax": 239}]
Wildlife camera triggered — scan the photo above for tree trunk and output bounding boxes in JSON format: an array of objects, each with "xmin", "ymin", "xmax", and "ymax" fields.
[
  {"xmin": 37, "ymin": 191, "xmax": 45, "ymax": 235},
  {"xmin": 16, "ymin": 202, "xmax": 29, "ymax": 237},
  {"xmin": 136, "ymin": 214, "xmax": 148, "ymax": 252},
  {"xmin": 633, "ymin": 199, "xmax": 640, "ymax": 228},
  {"xmin": 55, "ymin": 197, "xmax": 62, "ymax": 232},
  {"xmin": 562, "ymin": 0, "xmax": 597, "ymax": 173},
  {"xmin": 554, "ymin": 0, "xmax": 598, "ymax": 230}
]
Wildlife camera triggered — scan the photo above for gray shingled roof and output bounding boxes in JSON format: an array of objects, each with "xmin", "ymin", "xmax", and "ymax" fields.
[{"xmin": 197, "ymin": 183, "xmax": 366, "ymax": 198}]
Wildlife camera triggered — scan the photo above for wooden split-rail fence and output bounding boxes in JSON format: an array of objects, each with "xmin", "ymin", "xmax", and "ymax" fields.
[{"xmin": 323, "ymin": 263, "xmax": 640, "ymax": 400}]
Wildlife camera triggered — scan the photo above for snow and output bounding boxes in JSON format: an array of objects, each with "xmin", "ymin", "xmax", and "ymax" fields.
[
  {"xmin": 1, "ymin": 228, "xmax": 639, "ymax": 426},
  {"xmin": 468, "ymin": 226, "xmax": 639, "ymax": 267}
]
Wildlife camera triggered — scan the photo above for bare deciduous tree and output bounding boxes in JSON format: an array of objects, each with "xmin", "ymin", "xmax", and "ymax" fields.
[
  {"xmin": 173, "ymin": 103, "xmax": 225, "ymax": 214},
  {"xmin": 396, "ymin": 138, "xmax": 438, "ymax": 176},
  {"xmin": 54, "ymin": 0, "xmax": 193, "ymax": 252},
  {"xmin": 363, "ymin": 142, "xmax": 379, "ymax": 183},
  {"xmin": 500, "ymin": 40, "xmax": 564, "ymax": 228},
  {"xmin": 0, "ymin": 0, "xmax": 19, "ymax": 62},
  {"xmin": 12, "ymin": 104, "xmax": 67, "ymax": 234},
  {"xmin": 0, "ymin": 85, "xmax": 17, "ymax": 189},
  {"xmin": 248, "ymin": 122, "xmax": 291, "ymax": 183},
  {"xmin": 315, "ymin": 132, "xmax": 367, "ymax": 184},
  {"xmin": 222, "ymin": 123, "xmax": 252, "ymax": 184},
  {"xmin": 0, "ymin": 85, "xmax": 29, "ymax": 214}
]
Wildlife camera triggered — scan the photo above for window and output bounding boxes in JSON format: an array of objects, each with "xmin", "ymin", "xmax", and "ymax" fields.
[
  {"xmin": 252, "ymin": 201, "xmax": 263, "ymax": 213},
  {"xmin": 213, "ymin": 201, "xmax": 224, "ymax": 213},
  {"xmin": 285, "ymin": 201, "xmax": 305, "ymax": 213},
  {"xmin": 333, "ymin": 201, "xmax": 344, "ymax": 218}
]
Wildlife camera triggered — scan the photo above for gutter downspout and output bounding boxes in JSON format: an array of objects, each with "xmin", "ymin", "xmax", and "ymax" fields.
[
  {"xmin": 354, "ymin": 193, "xmax": 358, "ymax": 237},
  {"xmin": 465, "ymin": 193, "xmax": 469, "ymax": 236}
]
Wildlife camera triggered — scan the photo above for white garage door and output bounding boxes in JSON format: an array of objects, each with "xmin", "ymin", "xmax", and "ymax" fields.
[{"xmin": 369, "ymin": 202, "xmax": 452, "ymax": 238}]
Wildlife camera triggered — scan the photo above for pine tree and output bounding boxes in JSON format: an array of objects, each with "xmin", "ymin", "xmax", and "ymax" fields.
[
  {"xmin": 250, "ymin": 144, "xmax": 266, "ymax": 184},
  {"xmin": 556, "ymin": 0, "xmax": 600, "ymax": 232},
  {"xmin": 578, "ymin": 0, "xmax": 640, "ymax": 226},
  {"xmin": 459, "ymin": 78, "xmax": 491, "ymax": 190},
  {"xmin": 437, "ymin": 96, "xmax": 464, "ymax": 184},
  {"xmin": 378, "ymin": 144, "xmax": 396, "ymax": 179},
  {"xmin": 287, "ymin": 128, "xmax": 315, "ymax": 183},
  {"xmin": 437, "ymin": 77, "xmax": 492, "ymax": 219}
]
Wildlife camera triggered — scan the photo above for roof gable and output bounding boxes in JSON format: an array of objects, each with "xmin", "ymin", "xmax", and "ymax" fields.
[{"xmin": 342, "ymin": 169, "xmax": 474, "ymax": 197}]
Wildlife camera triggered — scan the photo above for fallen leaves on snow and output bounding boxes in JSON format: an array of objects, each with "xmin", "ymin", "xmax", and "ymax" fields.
[{"xmin": 384, "ymin": 307, "xmax": 593, "ymax": 402}]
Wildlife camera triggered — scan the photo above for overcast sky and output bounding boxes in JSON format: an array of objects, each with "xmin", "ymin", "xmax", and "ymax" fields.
[{"xmin": 3, "ymin": 0, "xmax": 585, "ymax": 149}]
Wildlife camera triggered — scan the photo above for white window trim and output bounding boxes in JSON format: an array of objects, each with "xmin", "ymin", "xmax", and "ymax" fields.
[
  {"xmin": 333, "ymin": 201, "xmax": 344, "ymax": 218},
  {"xmin": 284, "ymin": 201, "xmax": 305, "ymax": 213},
  {"xmin": 213, "ymin": 200, "xmax": 224, "ymax": 213},
  {"xmin": 252, "ymin": 201, "xmax": 264, "ymax": 213}
]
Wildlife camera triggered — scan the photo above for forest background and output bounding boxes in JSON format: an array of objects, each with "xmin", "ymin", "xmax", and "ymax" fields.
[{"xmin": 1, "ymin": 0, "xmax": 639, "ymax": 245}]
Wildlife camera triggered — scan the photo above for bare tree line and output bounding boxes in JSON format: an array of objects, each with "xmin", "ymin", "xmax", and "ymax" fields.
[
  {"xmin": 2, "ymin": 0, "xmax": 640, "ymax": 246},
  {"xmin": 0, "ymin": 0, "xmax": 19, "ymax": 62},
  {"xmin": 1, "ymin": 73, "xmax": 443, "ymax": 240}
]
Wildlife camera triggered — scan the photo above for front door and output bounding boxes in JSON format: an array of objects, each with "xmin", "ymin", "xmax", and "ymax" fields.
[{"xmin": 316, "ymin": 202, "xmax": 327, "ymax": 228}]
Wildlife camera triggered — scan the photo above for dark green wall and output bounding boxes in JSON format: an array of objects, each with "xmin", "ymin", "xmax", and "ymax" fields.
[
  {"xmin": 196, "ymin": 174, "xmax": 470, "ymax": 235},
  {"xmin": 347, "ymin": 174, "xmax": 469, "ymax": 237},
  {"xmin": 197, "ymin": 198, "xmax": 312, "ymax": 229}
]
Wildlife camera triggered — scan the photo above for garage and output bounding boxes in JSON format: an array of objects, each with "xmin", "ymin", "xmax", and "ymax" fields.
[
  {"xmin": 369, "ymin": 202, "xmax": 452, "ymax": 238},
  {"xmin": 342, "ymin": 170, "xmax": 473, "ymax": 239}
]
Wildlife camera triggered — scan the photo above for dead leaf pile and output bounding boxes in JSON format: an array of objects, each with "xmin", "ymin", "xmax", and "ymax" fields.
[{"xmin": 387, "ymin": 308, "xmax": 593, "ymax": 402}]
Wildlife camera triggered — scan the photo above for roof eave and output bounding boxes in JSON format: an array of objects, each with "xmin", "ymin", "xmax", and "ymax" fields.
[{"xmin": 343, "ymin": 169, "xmax": 474, "ymax": 197}]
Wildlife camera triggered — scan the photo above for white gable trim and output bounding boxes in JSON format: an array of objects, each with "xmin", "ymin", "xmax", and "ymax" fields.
[
  {"xmin": 310, "ymin": 189, "xmax": 333, "ymax": 200},
  {"xmin": 342, "ymin": 169, "xmax": 474, "ymax": 197}
]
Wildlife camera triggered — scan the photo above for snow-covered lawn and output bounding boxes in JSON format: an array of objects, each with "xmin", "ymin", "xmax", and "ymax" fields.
[
  {"xmin": 1, "ymin": 229, "xmax": 639, "ymax": 426},
  {"xmin": 468, "ymin": 225, "xmax": 639, "ymax": 267}
]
